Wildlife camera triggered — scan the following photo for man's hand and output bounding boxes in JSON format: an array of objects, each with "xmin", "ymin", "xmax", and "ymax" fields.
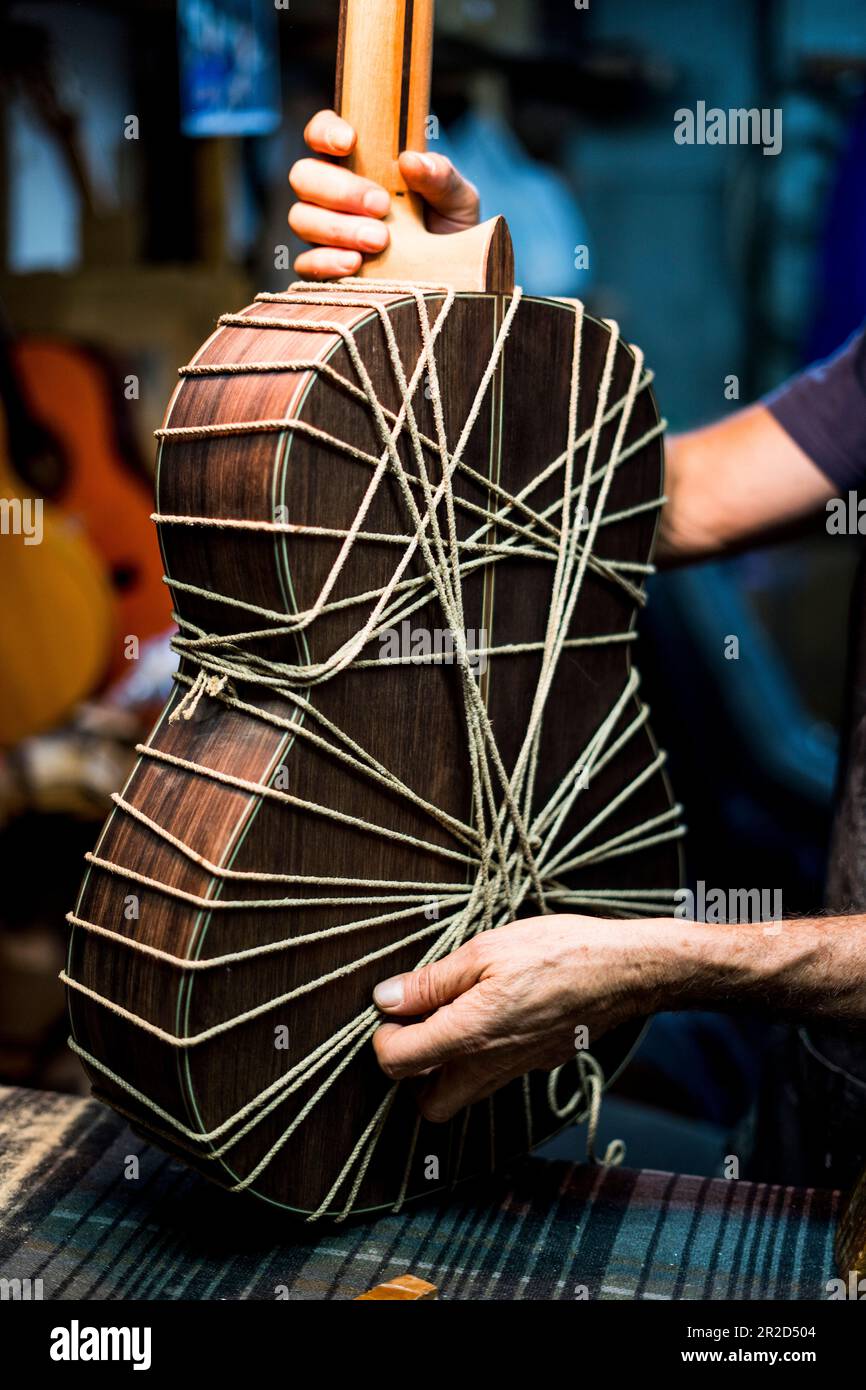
[
  {"xmin": 373, "ymin": 911, "xmax": 866, "ymax": 1122},
  {"xmin": 289, "ymin": 108, "xmax": 481, "ymax": 279},
  {"xmin": 372, "ymin": 916, "xmax": 670, "ymax": 1122}
]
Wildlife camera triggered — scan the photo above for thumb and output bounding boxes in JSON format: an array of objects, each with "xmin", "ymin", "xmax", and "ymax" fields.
[
  {"xmin": 373, "ymin": 942, "xmax": 483, "ymax": 1017},
  {"xmin": 398, "ymin": 151, "xmax": 480, "ymax": 234}
]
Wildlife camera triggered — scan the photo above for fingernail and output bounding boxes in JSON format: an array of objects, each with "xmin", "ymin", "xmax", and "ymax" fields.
[
  {"xmin": 406, "ymin": 152, "xmax": 436, "ymax": 175},
  {"xmin": 362, "ymin": 187, "xmax": 390, "ymax": 215},
  {"xmin": 359, "ymin": 223, "xmax": 388, "ymax": 251},
  {"xmin": 374, "ymin": 977, "xmax": 404, "ymax": 1008},
  {"xmin": 335, "ymin": 254, "xmax": 358, "ymax": 273}
]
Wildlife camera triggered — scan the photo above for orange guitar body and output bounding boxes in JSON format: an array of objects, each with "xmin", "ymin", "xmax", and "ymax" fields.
[
  {"xmin": 13, "ymin": 339, "xmax": 172, "ymax": 679},
  {"xmin": 0, "ymin": 404, "xmax": 113, "ymax": 745}
]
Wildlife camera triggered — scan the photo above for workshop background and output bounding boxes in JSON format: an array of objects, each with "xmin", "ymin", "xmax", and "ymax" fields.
[{"xmin": 0, "ymin": 0, "xmax": 864, "ymax": 1181}]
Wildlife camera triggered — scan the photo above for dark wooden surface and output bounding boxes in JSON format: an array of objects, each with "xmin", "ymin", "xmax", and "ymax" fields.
[{"xmin": 67, "ymin": 288, "xmax": 680, "ymax": 1215}]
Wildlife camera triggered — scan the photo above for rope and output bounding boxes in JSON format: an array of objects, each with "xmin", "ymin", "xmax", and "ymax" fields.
[{"xmin": 64, "ymin": 277, "xmax": 683, "ymax": 1219}]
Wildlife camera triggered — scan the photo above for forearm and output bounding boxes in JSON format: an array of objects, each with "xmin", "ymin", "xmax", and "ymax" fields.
[
  {"xmin": 372, "ymin": 914, "xmax": 866, "ymax": 1112},
  {"xmin": 661, "ymin": 916, "xmax": 866, "ymax": 1025},
  {"xmin": 657, "ymin": 405, "xmax": 836, "ymax": 565}
]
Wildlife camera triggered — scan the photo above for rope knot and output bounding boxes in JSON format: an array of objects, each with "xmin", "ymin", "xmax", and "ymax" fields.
[{"xmin": 169, "ymin": 670, "xmax": 229, "ymax": 723}]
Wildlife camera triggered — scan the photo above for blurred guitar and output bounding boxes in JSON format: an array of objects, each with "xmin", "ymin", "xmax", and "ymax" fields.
[
  {"xmin": 12, "ymin": 339, "xmax": 172, "ymax": 678},
  {"xmin": 1, "ymin": 18, "xmax": 172, "ymax": 678},
  {"xmin": 0, "ymin": 396, "xmax": 112, "ymax": 745}
]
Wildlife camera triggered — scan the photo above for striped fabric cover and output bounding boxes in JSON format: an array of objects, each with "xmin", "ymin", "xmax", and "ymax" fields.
[{"xmin": 0, "ymin": 1086, "xmax": 839, "ymax": 1301}]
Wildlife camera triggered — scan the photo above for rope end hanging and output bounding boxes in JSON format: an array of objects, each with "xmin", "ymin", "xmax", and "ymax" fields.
[
  {"xmin": 577, "ymin": 1050, "xmax": 626, "ymax": 1169},
  {"xmin": 168, "ymin": 670, "xmax": 230, "ymax": 724},
  {"xmin": 547, "ymin": 1050, "xmax": 626, "ymax": 1170}
]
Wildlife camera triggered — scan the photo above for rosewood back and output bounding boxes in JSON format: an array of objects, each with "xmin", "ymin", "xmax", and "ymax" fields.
[
  {"xmin": 66, "ymin": 288, "xmax": 681, "ymax": 1214},
  {"xmin": 65, "ymin": 0, "xmax": 682, "ymax": 1217}
]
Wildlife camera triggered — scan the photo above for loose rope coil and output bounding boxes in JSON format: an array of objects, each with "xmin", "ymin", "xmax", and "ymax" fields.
[{"xmin": 64, "ymin": 278, "xmax": 684, "ymax": 1220}]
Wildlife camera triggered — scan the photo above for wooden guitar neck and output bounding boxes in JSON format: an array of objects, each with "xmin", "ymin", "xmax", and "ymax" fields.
[{"xmin": 335, "ymin": 0, "xmax": 513, "ymax": 292}]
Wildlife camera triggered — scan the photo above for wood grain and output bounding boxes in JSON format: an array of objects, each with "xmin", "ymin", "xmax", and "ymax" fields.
[
  {"xmin": 355, "ymin": 1273, "xmax": 438, "ymax": 1299},
  {"xmin": 335, "ymin": 0, "xmax": 513, "ymax": 291},
  {"xmin": 66, "ymin": 287, "xmax": 681, "ymax": 1217}
]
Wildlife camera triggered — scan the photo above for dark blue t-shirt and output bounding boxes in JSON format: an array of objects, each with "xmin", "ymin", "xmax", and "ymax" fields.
[
  {"xmin": 765, "ymin": 326, "xmax": 866, "ymax": 490},
  {"xmin": 752, "ymin": 328, "xmax": 866, "ymax": 1189}
]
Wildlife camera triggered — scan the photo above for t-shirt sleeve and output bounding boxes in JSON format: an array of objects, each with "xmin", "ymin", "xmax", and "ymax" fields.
[{"xmin": 764, "ymin": 325, "xmax": 866, "ymax": 491}]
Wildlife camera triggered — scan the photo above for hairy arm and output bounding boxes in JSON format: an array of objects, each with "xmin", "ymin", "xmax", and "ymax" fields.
[{"xmin": 372, "ymin": 915, "xmax": 866, "ymax": 1121}]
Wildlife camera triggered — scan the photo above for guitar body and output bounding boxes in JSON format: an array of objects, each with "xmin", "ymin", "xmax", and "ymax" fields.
[
  {"xmin": 13, "ymin": 339, "xmax": 172, "ymax": 677},
  {"xmin": 0, "ymin": 409, "xmax": 113, "ymax": 746},
  {"xmin": 66, "ymin": 285, "xmax": 681, "ymax": 1215}
]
